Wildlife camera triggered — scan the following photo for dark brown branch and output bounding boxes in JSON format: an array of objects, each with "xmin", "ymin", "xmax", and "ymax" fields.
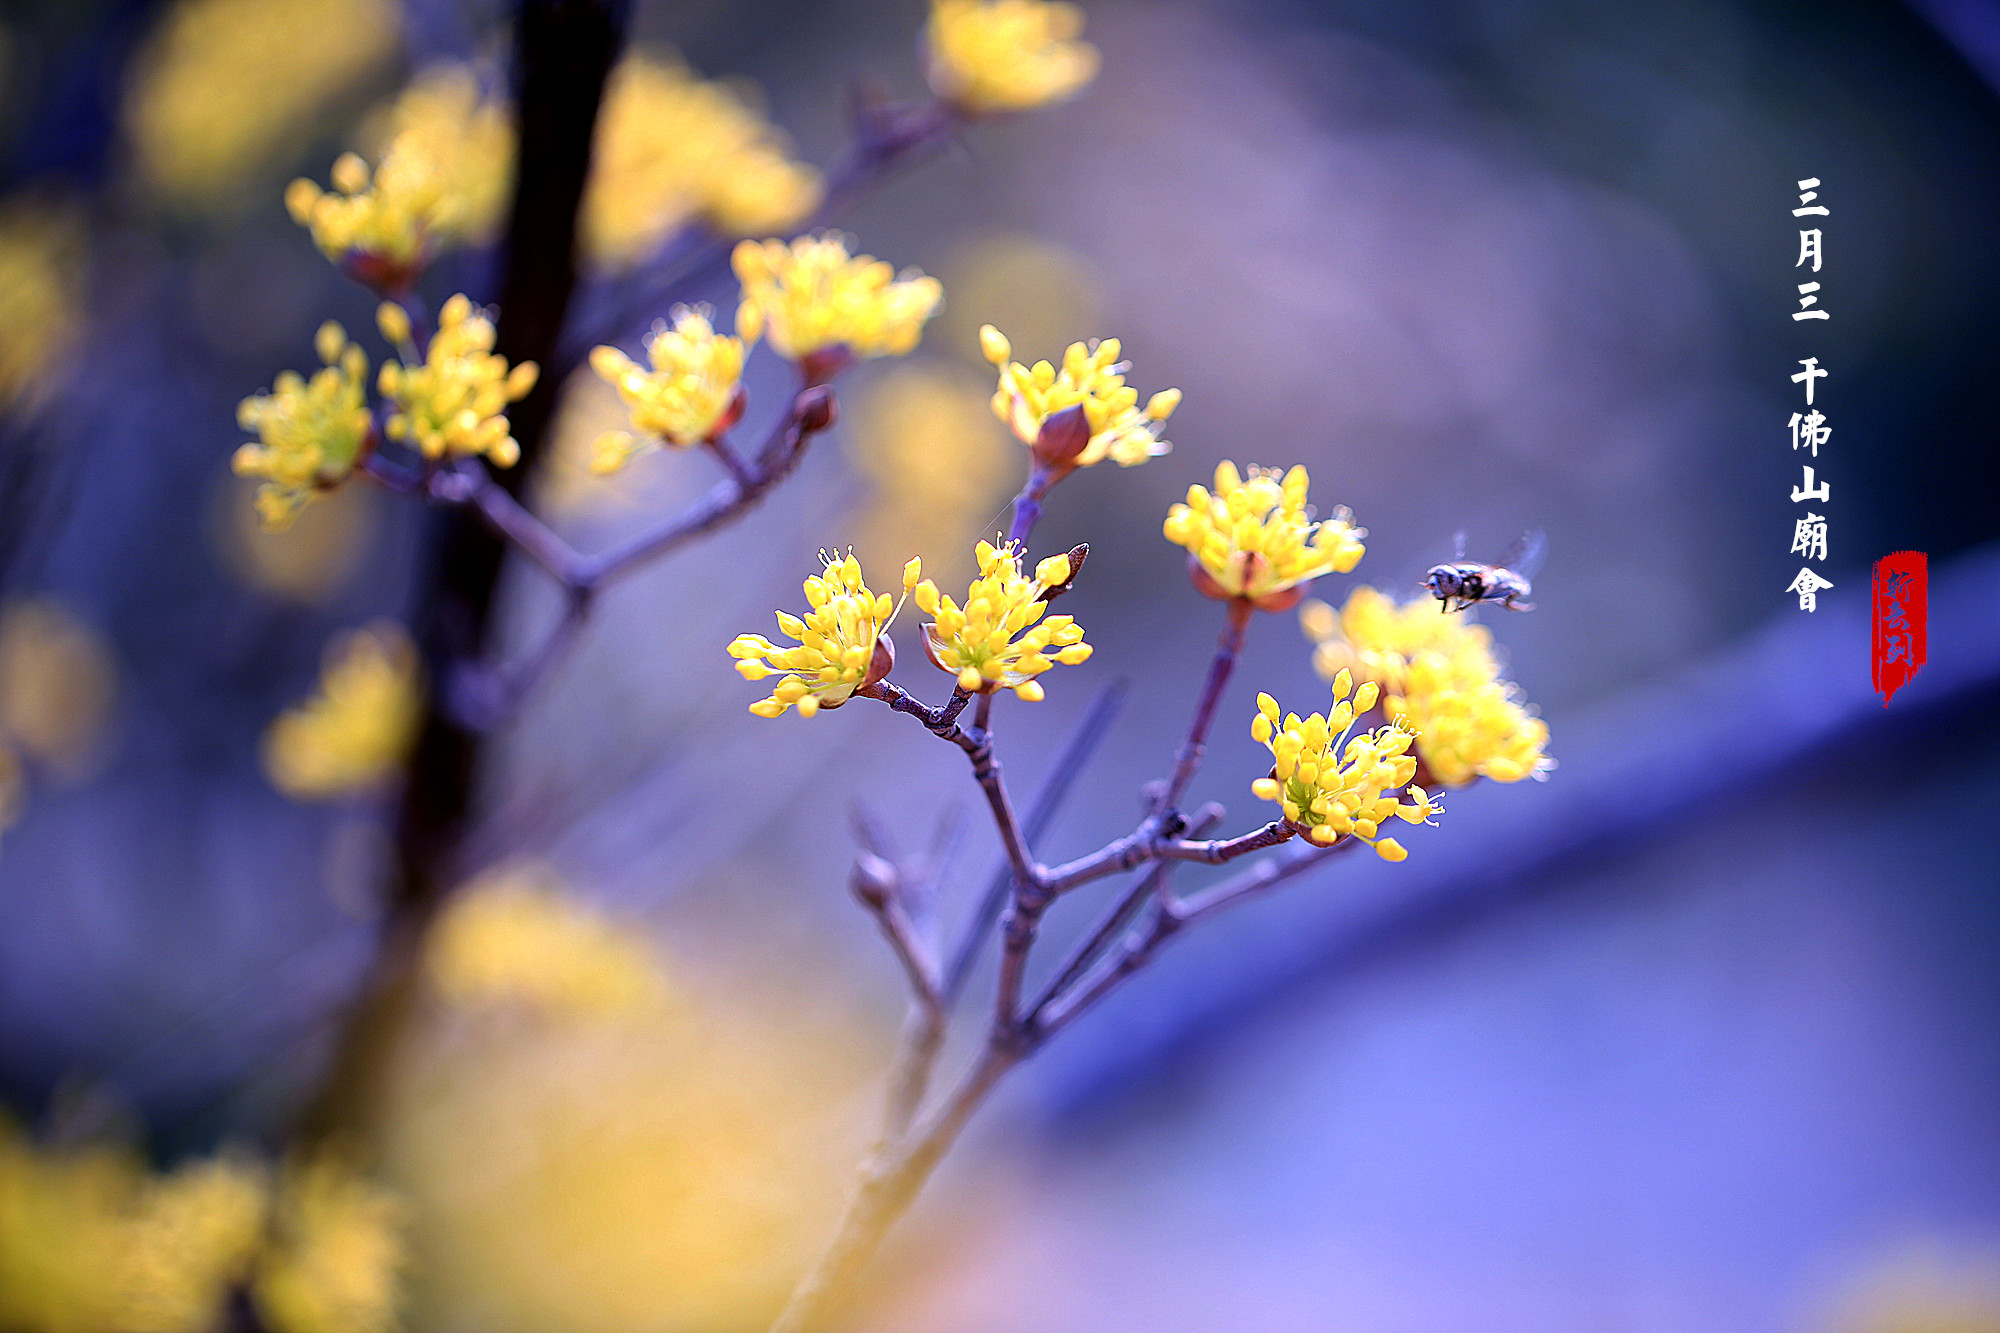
[
  {"xmin": 940, "ymin": 678, "xmax": 1128, "ymax": 1002},
  {"xmin": 300, "ymin": 0, "xmax": 630, "ymax": 1141},
  {"xmin": 1027, "ymin": 803, "xmax": 1224, "ymax": 1024},
  {"xmin": 1034, "ymin": 837, "xmax": 1360, "ymax": 1042},
  {"xmin": 573, "ymin": 386, "xmax": 835, "ymax": 589},
  {"xmin": 1154, "ymin": 820, "xmax": 1296, "ymax": 864}
]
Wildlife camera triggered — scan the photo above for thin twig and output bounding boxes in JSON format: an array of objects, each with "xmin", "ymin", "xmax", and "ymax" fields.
[
  {"xmin": 1159, "ymin": 597, "xmax": 1254, "ymax": 812},
  {"xmin": 429, "ymin": 463, "xmax": 587, "ymax": 585},
  {"xmin": 1034, "ymin": 837, "xmax": 1360, "ymax": 1042},
  {"xmin": 1026, "ymin": 802, "xmax": 1224, "ymax": 1023},
  {"xmin": 940, "ymin": 678, "xmax": 1128, "ymax": 1002},
  {"xmin": 1154, "ymin": 820, "xmax": 1296, "ymax": 864},
  {"xmin": 575, "ymin": 386, "xmax": 836, "ymax": 589},
  {"xmin": 851, "ymin": 852, "xmax": 940, "ymax": 1004}
]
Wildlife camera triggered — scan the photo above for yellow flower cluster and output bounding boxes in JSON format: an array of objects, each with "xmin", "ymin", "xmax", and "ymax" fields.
[
  {"xmin": 924, "ymin": 0, "xmax": 1100, "ymax": 115},
  {"xmin": 732, "ymin": 235, "xmax": 942, "ymax": 366},
  {"xmin": 912, "ymin": 540, "xmax": 1090, "ymax": 699},
  {"xmin": 1250, "ymin": 673, "xmax": 1440, "ymax": 859},
  {"xmin": 0, "ymin": 1119, "xmax": 269, "ymax": 1333},
  {"xmin": 234, "ymin": 321, "xmax": 372, "ymax": 530},
  {"xmin": 588, "ymin": 306, "xmax": 752, "ymax": 474},
  {"xmin": 1164, "ymin": 461, "xmax": 1366, "ymax": 610},
  {"xmin": 253, "ymin": 1157, "xmax": 405, "ymax": 1333},
  {"xmin": 286, "ymin": 63, "xmax": 512, "ymax": 279},
  {"xmin": 729, "ymin": 552, "xmax": 908, "ymax": 718},
  {"xmin": 584, "ymin": 51, "xmax": 821, "ymax": 267},
  {"xmin": 1301, "ymin": 586, "xmax": 1551, "ymax": 787},
  {"xmin": 429, "ymin": 865, "xmax": 672, "ymax": 1017},
  {"xmin": 263, "ymin": 623, "xmax": 420, "ymax": 799},
  {"xmin": 378, "ymin": 294, "xmax": 537, "ymax": 467},
  {"xmin": 0, "ymin": 197, "xmax": 84, "ymax": 413},
  {"xmin": 123, "ymin": 0, "xmax": 396, "ymax": 205},
  {"xmin": 979, "ymin": 325, "xmax": 1179, "ymax": 469},
  {"xmin": 0, "ymin": 1125, "xmax": 397, "ymax": 1333}
]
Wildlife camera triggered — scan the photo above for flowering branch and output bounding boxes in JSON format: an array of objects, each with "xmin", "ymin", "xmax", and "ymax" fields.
[
  {"xmin": 572, "ymin": 384, "xmax": 836, "ymax": 589},
  {"xmin": 560, "ymin": 95, "xmax": 963, "ymax": 378},
  {"xmin": 1035, "ymin": 838, "xmax": 1361, "ymax": 1042},
  {"xmin": 1027, "ymin": 802, "xmax": 1225, "ymax": 1023},
  {"xmin": 940, "ymin": 679, "xmax": 1128, "ymax": 1002}
]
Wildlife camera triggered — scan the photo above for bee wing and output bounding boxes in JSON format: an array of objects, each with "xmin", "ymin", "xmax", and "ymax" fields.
[
  {"xmin": 1500, "ymin": 528, "xmax": 1546, "ymax": 581},
  {"xmin": 1451, "ymin": 528, "xmax": 1467, "ymax": 562}
]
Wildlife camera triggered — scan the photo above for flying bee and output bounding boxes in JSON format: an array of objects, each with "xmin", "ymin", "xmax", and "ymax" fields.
[{"xmin": 1424, "ymin": 529, "xmax": 1545, "ymax": 613}]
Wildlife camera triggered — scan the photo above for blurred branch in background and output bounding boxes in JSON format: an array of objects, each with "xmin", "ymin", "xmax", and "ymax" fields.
[{"xmin": 301, "ymin": 0, "xmax": 632, "ymax": 1140}]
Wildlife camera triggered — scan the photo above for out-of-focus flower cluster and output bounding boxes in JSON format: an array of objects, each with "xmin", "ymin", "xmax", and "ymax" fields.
[
  {"xmin": 913, "ymin": 539, "xmax": 1090, "ymax": 699},
  {"xmin": 924, "ymin": 0, "xmax": 1100, "ymax": 115},
  {"xmin": 1165, "ymin": 461, "xmax": 1366, "ymax": 610},
  {"xmin": 0, "ymin": 599, "xmax": 116, "ymax": 842},
  {"xmin": 429, "ymin": 864, "xmax": 673, "ymax": 1017},
  {"xmin": 0, "ymin": 197, "xmax": 85, "ymax": 414},
  {"xmin": 980, "ymin": 325, "xmax": 1178, "ymax": 470},
  {"xmin": 234, "ymin": 321, "xmax": 372, "ymax": 530},
  {"xmin": 1250, "ymin": 672, "xmax": 1439, "ymax": 859},
  {"xmin": 583, "ymin": 51, "xmax": 821, "ymax": 267},
  {"xmin": 729, "ymin": 552, "xmax": 910, "ymax": 718},
  {"xmin": 286, "ymin": 64, "xmax": 512, "ymax": 281},
  {"xmin": 124, "ymin": 0, "xmax": 396, "ymax": 206},
  {"xmin": 380, "ymin": 872, "xmax": 868, "ymax": 1333},
  {"xmin": 285, "ymin": 49, "xmax": 818, "ymax": 282},
  {"xmin": 379, "ymin": 294, "xmax": 538, "ymax": 467},
  {"xmin": 1301, "ymin": 587, "xmax": 1552, "ymax": 786},
  {"xmin": 845, "ymin": 364, "xmax": 1015, "ymax": 585},
  {"xmin": 0, "ymin": 1118, "xmax": 403, "ymax": 1333},
  {"xmin": 733, "ymin": 235, "xmax": 944, "ymax": 369},
  {"xmin": 254, "ymin": 1157, "xmax": 406, "ymax": 1333},
  {"xmin": 262, "ymin": 622, "xmax": 419, "ymax": 799},
  {"xmin": 588, "ymin": 306, "xmax": 751, "ymax": 473}
]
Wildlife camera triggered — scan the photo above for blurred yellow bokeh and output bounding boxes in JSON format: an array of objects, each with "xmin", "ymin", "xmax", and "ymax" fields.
[
  {"xmin": 263, "ymin": 622, "xmax": 419, "ymax": 800},
  {"xmin": 0, "ymin": 196, "xmax": 85, "ymax": 414},
  {"xmin": 124, "ymin": 0, "xmax": 398, "ymax": 207},
  {"xmin": 378, "ymin": 872, "xmax": 875, "ymax": 1333},
  {"xmin": 0, "ymin": 598, "xmax": 116, "ymax": 781},
  {"xmin": 536, "ymin": 368, "xmax": 658, "ymax": 521},
  {"xmin": 1821, "ymin": 1244, "xmax": 2000, "ymax": 1333},
  {"xmin": 845, "ymin": 361, "xmax": 1015, "ymax": 586},
  {"xmin": 582, "ymin": 50, "xmax": 820, "ymax": 268},
  {"xmin": 253, "ymin": 1155, "xmax": 406, "ymax": 1333},
  {"xmin": 936, "ymin": 233, "xmax": 1103, "ymax": 372},
  {"xmin": 0, "ymin": 1117, "xmax": 266, "ymax": 1333},
  {"xmin": 214, "ymin": 471, "xmax": 379, "ymax": 603}
]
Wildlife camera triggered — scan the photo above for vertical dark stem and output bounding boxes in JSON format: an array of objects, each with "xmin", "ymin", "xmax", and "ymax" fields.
[
  {"xmin": 399, "ymin": 0, "xmax": 626, "ymax": 903},
  {"xmin": 301, "ymin": 0, "xmax": 629, "ymax": 1137}
]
